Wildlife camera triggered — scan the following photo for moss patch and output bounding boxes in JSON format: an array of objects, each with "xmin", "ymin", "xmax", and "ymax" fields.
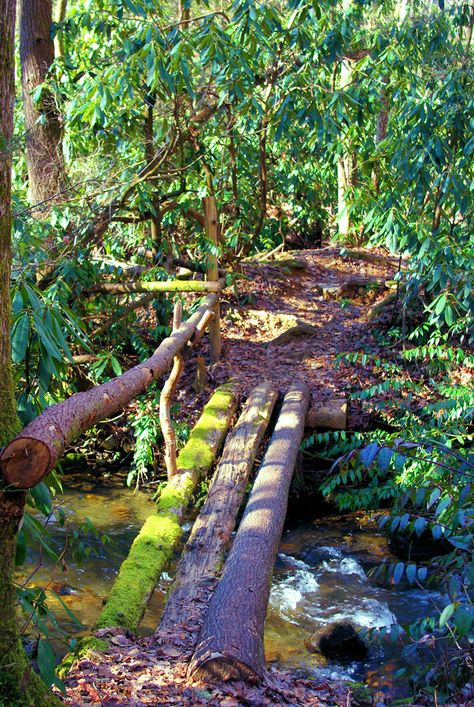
[
  {"xmin": 95, "ymin": 383, "xmax": 238, "ymax": 632},
  {"xmin": 177, "ymin": 384, "xmax": 238, "ymax": 474},
  {"xmin": 57, "ymin": 637, "xmax": 108, "ymax": 679}
]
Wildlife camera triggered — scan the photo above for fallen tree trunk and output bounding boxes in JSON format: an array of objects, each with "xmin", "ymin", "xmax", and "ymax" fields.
[
  {"xmin": 156, "ymin": 381, "xmax": 278, "ymax": 650},
  {"xmin": 189, "ymin": 382, "xmax": 310, "ymax": 683},
  {"xmin": 95, "ymin": 383, "xmax": 239, "ymax": 632},
  {"xmin": 90, "ymin": 279, "xmax": 225, "ymax": 295},
  {"xmin": 0, "ymin": 293, "xmax": 219, "ymax": 489}
]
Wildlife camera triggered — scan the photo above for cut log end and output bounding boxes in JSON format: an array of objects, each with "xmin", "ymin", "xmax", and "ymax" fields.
[
  {"xmin": 0, "ymin": 437, "xmax": 52, "ymax": 489},
  {"xmin": 189, "ymin": 654, "xmax": 261, "ymax": 684}
]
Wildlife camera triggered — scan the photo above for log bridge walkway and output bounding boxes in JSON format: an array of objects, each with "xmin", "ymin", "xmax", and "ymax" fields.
[{"xmin": 0, "ymin": 201, "xmax": 400, "ymax": 704}]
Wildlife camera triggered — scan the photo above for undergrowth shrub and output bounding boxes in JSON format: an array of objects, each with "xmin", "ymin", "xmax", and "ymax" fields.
[{"xmin": 303, "ymin": 344, "xmax": 473, "ymax": 702}]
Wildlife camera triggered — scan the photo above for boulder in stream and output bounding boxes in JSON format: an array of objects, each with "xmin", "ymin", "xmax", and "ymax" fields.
[{"xmin": 305, "ymin": 621, "xmax": 369, "ymax": 663}]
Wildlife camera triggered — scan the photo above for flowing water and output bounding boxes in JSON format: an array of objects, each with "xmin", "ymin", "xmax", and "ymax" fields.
[{"xmin": 20, "ymin": 473, "xmax": 442, "ymax": 699}]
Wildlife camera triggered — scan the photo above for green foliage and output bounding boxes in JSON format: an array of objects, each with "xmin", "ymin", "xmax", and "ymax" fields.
[
  {"xmin": 309, "ymin": 342, "xmax": 473, "ymax": 700},
  {"xmin": 128, "ymin": 386, "xmax": 163, "ymax": 487}
]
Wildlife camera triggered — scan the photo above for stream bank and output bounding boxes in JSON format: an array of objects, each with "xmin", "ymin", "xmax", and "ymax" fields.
[{"xmin": 21, "ymin": 471, "xmax": 443, "ymax": 704}]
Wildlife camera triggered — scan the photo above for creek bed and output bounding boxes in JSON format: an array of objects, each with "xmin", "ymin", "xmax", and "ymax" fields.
[{"xmin": 20, "ymin": 473, "xmax": 441, "ymax": 700}]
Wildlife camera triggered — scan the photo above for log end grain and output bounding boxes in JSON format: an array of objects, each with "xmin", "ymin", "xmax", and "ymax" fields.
[{"xmin": 0, "ymin": 437, "xmax": 52, "ymax": 489}]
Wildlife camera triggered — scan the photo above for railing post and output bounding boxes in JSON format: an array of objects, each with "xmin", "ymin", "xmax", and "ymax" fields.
[{"xmin": 203, "ymin": 196, "xmax": 222, "ymax": 363}]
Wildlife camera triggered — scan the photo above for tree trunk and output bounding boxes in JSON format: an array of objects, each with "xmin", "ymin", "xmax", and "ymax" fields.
[
  {"xmin": 337, "ymin": 36, "xmax": 355, "ymax": 240},
  {"xmin": 189, "ymin": 382, "xmax": 310, "ymax": 683},
  {"xmin": 0, "ymin": 293, "xmax": 219, "ymax": 489},
  {"xmin": 371, "ymin": 77, "xmax": 388, "ymax": 194},
  {"xmin": 95, "ymin": 383, "xmax": 239, "ymax": 631},
  {"xmin": 156, "ymin": 382, "xmax": 278, "ymax": 651},
  {"xmin": 53, "ymin": 0, "xmax": 67, "ymax": 58},
  {"xmin": 0, "ymin": 2, "xmax": 61, "ymax": 702},
  {"xmin": 203, "ymin": 196, "xmax": 222, "ymax": 363},
  {"xmin": 20, "ymin": 0, "xmax": 65, "ymax": 208},
  {"xmin": 0, "ymin": 0, "xmax": 20, "ymax": 448}
]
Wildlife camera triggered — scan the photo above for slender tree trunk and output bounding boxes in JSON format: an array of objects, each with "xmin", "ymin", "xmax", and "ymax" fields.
[
  {"xmin": 179, "ymin": 0, "xmax": 190, "ymax": 21},
  {"xmin": 189, "ymin": 383, "xmax": 310, "ymax": 683},
  {"xmin": 53, "ymin": 0, "xmax": 67, "ymax": 58},
  {"xmin": 20, "ymin": 0, "xmax": 65, "ymax": 208},
  {"xmin": 0, "ymin": 0, "xmax": 20, "ymax": 447},
  {"xmin": 144, "ymin": 96, "xmax": 162, "ymax": 259},
  {"xmin": 0, "ymin": 2, "xmax": 61, "ymax": 702},
  {"xmin": 337, "ymin": 56, "xmax": 354, "ymax": 240},
  {"xmin": 371, "ymin": 77, "xmax": 388, "ymax": 194}
]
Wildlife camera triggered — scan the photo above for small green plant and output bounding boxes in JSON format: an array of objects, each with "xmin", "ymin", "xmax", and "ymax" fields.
[{"xmin": 128, "ymin": 386, "xmax": 162, "ymax": 487}]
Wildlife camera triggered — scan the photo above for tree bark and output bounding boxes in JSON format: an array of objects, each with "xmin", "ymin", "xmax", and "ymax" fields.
[
  {"xmin": 53, "ymin": 0, "xmax": 67, "ymax": 57},
  {"xmin": 0, "ymin": 2, "xmax": 61, "ymax": 702},
  {"xmin": 160, "ymin": 302, "xmax": 184, "ymax": 479},
  {"xmin": 203, "ymin": 196, "xmax": 222, "ymax": 363},
  {"xmin": 90, "ymin": 278, "xmax": 225, "ymax": 295},
  {"xmin": 0, "ymin": 293, "xmax": 219, "ymax": 489},
  {"xmin": 0, "ymin": 0, "xmax": 20, "ymax": 448},
  {"xmin": 95, "ymin": 383, "xmax": 239, "ymax": 632},
  {"xmin": 20, "ymin": 0, "xmax": 65, "ymax": 208},
  {"xmin": 189, "ymin": 382, "xmax": 310, "ymax": 683},
  {"xmin": 156, "ymin": 382, "xmax": 278, "ymax": 651}
]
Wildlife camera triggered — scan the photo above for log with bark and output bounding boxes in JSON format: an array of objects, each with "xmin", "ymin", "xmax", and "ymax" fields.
[
  {"xmin": 0, "ymin": 293, "xmax": 219, "ymax": 489},
  {"xmin": 156, "ymin": 382, "xmax": 278, "ymax": 651},
  {"xmin": 189, "ymin": 382, "xmax": 310, "ymax": 683},
  {"xmin": 89, "ymin": 278, "xmax": 225, "ymax": 295},
  {"xmin": 95, "ymin": 383, "xmax": 239, "ymax": 632}
]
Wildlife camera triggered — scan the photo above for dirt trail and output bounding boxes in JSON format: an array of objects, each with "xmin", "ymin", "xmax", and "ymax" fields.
[{"xmin": 179, "ymin": 246, "xmax": 399, "ymax": 428}]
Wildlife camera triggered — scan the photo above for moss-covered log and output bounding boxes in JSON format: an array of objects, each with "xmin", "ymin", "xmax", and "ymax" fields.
[
  {"xmin": 90, "ymin": 278, "xmax": 225, "ymax": 295},
  {"xmin": 0, "ymin": 293, "xmax": 219, "ymax": 489},
  {"xmin": 95, "ymin": 383, "xmax": 238, "ymax": 632},
  {"xmin": 156, "ymin": 382, "xmax": 278, "ymax": 651}
]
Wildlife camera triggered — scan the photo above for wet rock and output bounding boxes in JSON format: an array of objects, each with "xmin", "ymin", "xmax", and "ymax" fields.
[
  {"xmin": 389, "ymin": 530, "xmax": 452, "ymax": 562},
  {"xmin": 305, "ymin": 621, "xmax": 369, "ymax": 663}
]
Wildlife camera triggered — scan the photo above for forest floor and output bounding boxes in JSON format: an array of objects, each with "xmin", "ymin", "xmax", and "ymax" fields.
[
  {"xmin": 175, "ymin": 245, "xmax": 402, "ymax": 429},
  {"xmin": 59, "ymin": 247, "xmax": 407, "ymax": 706}
]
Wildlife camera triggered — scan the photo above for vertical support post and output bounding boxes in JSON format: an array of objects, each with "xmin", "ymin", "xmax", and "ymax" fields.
[
  {"xmin": 160, "ymin": 301, "xmax": 184, "ymax": 479},
  {"xmin": 203, "ymin": 196, "xmax": 222, "ymax": 363}
]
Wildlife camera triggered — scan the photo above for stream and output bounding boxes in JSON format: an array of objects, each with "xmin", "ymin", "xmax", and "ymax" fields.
[{"xmin": 20, "ymin": 472, "xmax": 442, "ymax": 701}]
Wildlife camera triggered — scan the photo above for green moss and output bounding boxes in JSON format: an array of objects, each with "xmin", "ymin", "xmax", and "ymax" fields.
[
  {"xmin": 95, "ymin": 383, "xmax": 238, "ymax": 632},
  {"xmin": 177, "ymin": 384, "xmax": 238, "ymax": 473},
  {"xmin": 96, "ymin": 513, "xmax": 182, "ymax": 630},
  {"xmin": 57, "ymin": 636, "xmax": 108, "ymax": 679},
  {"xmin": 347, "ymin": 682, "xmax": 373, "ymax": 706}
]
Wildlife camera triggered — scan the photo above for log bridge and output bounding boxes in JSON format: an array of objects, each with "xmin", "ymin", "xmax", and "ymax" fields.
[{"xmin": 0, "ymin": 206, "xmax": 337, "ymax": 688}]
